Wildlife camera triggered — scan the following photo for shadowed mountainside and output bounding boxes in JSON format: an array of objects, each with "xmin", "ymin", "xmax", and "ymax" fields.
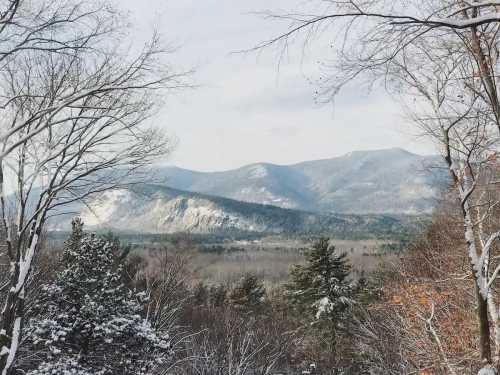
[{"xmin": 154, "ymin": 148, "xmax": 448, "ymax": 214}]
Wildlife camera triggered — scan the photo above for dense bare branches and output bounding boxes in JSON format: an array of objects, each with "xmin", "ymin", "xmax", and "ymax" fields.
[
  {"xmin": 0, "ymin": 1, "xmax": 187, "ymax": 374},
  {"xmin": 256, "ymin": 0, "xmax": 500, "ymax": 371},
  {"xmin": 256, "ymin": 1, "xmax": 500, "ymax": 124}
]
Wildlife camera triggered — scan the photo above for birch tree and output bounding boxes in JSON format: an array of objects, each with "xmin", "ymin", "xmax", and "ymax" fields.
[
  {"xmin": 404, "ymin": 70, "xmax": 500, "ymax": 370},
  {"xmin": 0, "ymin": 1, "xmax": 184, "ymax": 374},
  {"xmin": 388, "ymin": 32, "xmax": 500, "ymax": 366},
  {"xmin": 256, "ymin": 0, "xmax": 500, "ymax": 370}
]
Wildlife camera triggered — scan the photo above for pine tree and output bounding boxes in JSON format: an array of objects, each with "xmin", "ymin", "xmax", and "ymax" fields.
[
  {"xmin": 286, "ymin": 238, "xmax": 354, "ymax": 332},
  {"xmin": 229, "ymin": 273, "xmax": 266, "ymax": 313},
  {"xmin": 25, "ymin": 219, "xmax": 171, "ymax": 375}
]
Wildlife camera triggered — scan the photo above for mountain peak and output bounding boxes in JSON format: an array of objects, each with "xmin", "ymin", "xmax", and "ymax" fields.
[
  {"xmin": 154, "ymin": 149, "xmax": 447, "ymax": 215},
  {"xmin": 49, "ymin": 149, "xmax": 447, "ymax": 233}
]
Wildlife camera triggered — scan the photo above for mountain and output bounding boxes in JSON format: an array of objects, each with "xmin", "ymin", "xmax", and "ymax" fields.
[
  {"xmin": 75, "ymin": 184, "xmax": 418, "ymax": 237},
  {"xmin": 154, "ymin": 148, "xmax": 448, "ymax": 214},
  {"xmin": 45, "ymin": 148, "xmax": 445, "ymax": 235}
]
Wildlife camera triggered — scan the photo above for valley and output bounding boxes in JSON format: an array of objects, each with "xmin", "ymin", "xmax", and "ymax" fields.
[
  {"xmin": 2, "ymin": 0, "xmax": 498, "ymax": 373},
  {"xmin": 46, "ymin": 148, "xmax": 435, "ymax": 290},
  {"xmin": 161, "ymin": 236, "xmax": 401, "ymax": 286}
]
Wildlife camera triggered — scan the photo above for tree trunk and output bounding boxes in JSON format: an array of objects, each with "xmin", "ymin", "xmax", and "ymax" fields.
[
  {"xmin": 477, "ymin": 284, "xmax": 493, "ymax": 365},
  {"xmin": 0, "ymin": 219, "xmax": 42, "ymax": 375},
  {"xmin": 0, "ymin": 287, "xmax": 25, "ymax": 375}
]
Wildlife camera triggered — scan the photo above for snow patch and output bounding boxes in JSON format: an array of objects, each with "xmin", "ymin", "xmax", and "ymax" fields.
[
  {"xmin": 247, "ymin": 165, "xmax": 268, "ymax": 179},
  {"xmin": 81, "ymin": 189, "xmax": 131, "ymax": 226},
  {"xmin": 478, "ymin": 366, "xmax": 498, "ymax": 375}
]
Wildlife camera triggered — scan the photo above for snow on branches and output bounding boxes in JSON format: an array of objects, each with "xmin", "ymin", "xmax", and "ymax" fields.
[{"xmin": 24, "ymin": 219, "xmax": 172, "ymax": 375}]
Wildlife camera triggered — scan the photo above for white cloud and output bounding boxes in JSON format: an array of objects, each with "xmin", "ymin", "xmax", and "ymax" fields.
[{"xmin": 118, "ymin": 0, "xmax": 435, "ymax": 171}]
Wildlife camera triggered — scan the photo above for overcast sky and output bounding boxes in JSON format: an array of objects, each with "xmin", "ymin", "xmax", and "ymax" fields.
[{"xmin": 119, "ymin": 0, "xmax": 435, "ymax": 172}]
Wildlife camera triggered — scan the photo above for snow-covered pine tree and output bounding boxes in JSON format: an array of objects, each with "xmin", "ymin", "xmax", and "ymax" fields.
[
  {"xmin": 229, "ymin": 273, "xmax": 266, "ymax": 313},
  {"xmin": 285, "ymin": 238, "xmax": 354, "ymax": 333},
  {"xmin": 25, "ymin": 219, "xmax": 171, "ymax": 375}
]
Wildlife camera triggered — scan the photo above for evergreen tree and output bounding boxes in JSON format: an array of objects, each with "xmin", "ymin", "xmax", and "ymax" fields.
[
  {"xmin": 286, "ymin": 238, "xmax": 354, "ymax": 333},
  {"xmin": 25, "ymin": 219, "xmax": 171, "ymax": 375},
  {"xmin": 229, "ymin": 273, "xmax": 266, "ymax": 313}
]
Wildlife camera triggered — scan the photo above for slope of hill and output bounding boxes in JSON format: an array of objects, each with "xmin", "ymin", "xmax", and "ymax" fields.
[
  {"xmin": 155, "ymin": 148, "xmax": 448, "ymax": 214},
  {"xmin": 75, "ymin": 185, "xmax": 418, "ymax": 237}
]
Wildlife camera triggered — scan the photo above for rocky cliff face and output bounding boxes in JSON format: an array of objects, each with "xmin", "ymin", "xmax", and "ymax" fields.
[
  {"xmin": 79, "ymin": 186, "xmax": 308, "ymax": 233},
  {"xmin": 46, "ymin": 149, "xmax": 442, "ymax": 234},
  {"xmin": 74, "ymin": 185, "xmax": 414, "ymax": 235}
]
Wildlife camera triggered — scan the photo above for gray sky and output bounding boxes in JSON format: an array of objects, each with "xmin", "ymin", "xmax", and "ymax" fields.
[{"xmin": 119, "ymin": 0, "xmax": 435, "ymax": 172}]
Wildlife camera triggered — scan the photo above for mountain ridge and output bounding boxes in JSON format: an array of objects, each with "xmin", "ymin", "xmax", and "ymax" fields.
[
  {"xmin": 46, "ymin": 148, "xmax": 446, "ymax": 235},
  {"xmin": 154, "ymin": 148, "xmax": 448, "ymax": 215},
  {"xmin": 75, "ymin": 184, "xmax": 423, "ymax": 237}
]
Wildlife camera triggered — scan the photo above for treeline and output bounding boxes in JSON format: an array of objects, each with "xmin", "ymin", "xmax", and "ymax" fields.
[
  {"xmin": 1, "ymin": 191, "xmax": 490, "ymax": 374},
  {"xmin": 3, "ymin": 220, "xmax": 384, "ymax": 374}
]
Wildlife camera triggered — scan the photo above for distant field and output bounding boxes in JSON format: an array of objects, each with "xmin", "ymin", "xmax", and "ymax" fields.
[
  {"xmin": 186, "ymin": 237, "xmax": 400, "ymax": 287},
  {"xmin": 47, "ymin": 232, "xmax": 405, "ymax": 287},
  {"xmin": 118, "ymin": 235, "xmax": 402, "ymax": 287}
]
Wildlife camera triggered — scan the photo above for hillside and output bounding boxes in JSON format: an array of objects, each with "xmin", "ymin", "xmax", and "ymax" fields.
[
  {"xmin": 74, "ymin": 184, "xmax": 420, "ymax": 237},
  {"xmin": 154, "ymin": 148, "xmax": 448, "ymax": 214}
]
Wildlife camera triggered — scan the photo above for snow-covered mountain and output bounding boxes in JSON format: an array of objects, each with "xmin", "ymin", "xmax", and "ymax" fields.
[
  {"xmin": 74, "ymin": 185, "xmax": 416, "ymax": 236},
  {"xmin": 46, "ymin": 148, "xmax": 445, "ymax": 234},
  {"xmin": 79, "ymin": 185, "xmax": 302, "ymax": 233},
  {"xmin": 154, "ymin": 148, "xmax": 448, "ymax": 215}
]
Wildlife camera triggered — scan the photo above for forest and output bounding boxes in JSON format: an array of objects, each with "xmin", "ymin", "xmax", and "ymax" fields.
[{"xmin": 2, "ymin": 1, "xmax": 500, "ymax": 374}]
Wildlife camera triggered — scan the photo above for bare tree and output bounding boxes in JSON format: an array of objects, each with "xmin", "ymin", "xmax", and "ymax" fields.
[
  {"xmin": 0, "ymin": 2, "xmax": 187, "ymax": 374},
  {"xmin": 143, "ymin": 250, "xmax": 191, "ymax": 332},
  {"xmin": 254, "ymin": 0, "xmax": 500, "ymax": 371},
  {"xmin": 255, "ymin": 1, "xmax": 500, "ymax": 121},
  {"xmin": 181, "ymin": 314, "xmax": 290, "ymax": 375}
]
